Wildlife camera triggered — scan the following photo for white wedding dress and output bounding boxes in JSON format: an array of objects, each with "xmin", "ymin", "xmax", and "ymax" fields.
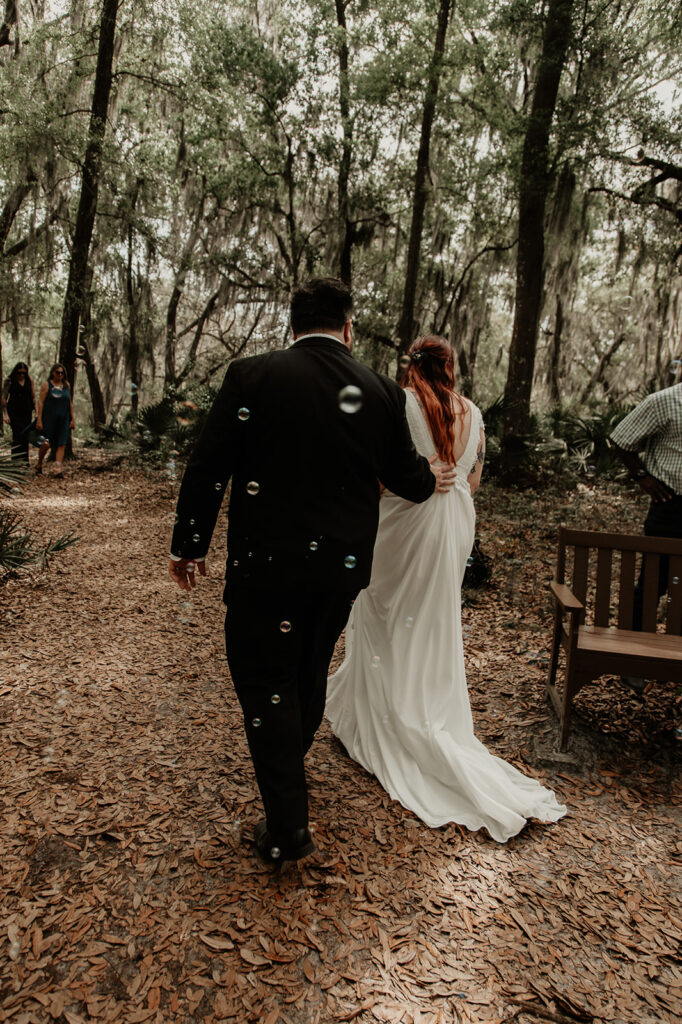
[{"xmin": 326, "ymin": 390, "xmax": 566, "ymax": 842}]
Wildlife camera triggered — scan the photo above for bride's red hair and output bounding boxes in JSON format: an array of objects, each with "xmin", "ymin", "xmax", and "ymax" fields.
[{"xmin": 401, "ymin": 335, "xmax": 467, "ymax": 464}]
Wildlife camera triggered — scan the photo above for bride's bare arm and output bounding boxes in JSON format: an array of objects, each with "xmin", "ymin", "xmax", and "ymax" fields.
[{"xmin": 468, "ymin": 427, "xmax": 485, "ymax": 495}]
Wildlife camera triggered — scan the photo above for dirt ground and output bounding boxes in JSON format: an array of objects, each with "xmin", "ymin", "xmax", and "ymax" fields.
[{"xmin": 0, "ymin": 450, "xmax": 680, "ymax": 1024}]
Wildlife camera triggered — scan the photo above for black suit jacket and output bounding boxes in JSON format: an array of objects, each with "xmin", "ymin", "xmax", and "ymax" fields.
[{"xmin": 170, "ymin": 335, "xmax": 434, "ymax": 594}]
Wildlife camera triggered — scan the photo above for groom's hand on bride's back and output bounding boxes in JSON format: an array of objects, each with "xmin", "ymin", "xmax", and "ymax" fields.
[{"xmin": 429, "ymin": 456, "xmax": 456, "ymax": 493}]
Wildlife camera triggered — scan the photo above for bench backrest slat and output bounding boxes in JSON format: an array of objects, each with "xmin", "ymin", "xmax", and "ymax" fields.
[
  {"xmin": 641, "ymin": 554, "xmax": 661, "ymax": 633},
  {"xmin": 572, "ymin": 545, "xmax": 589, "ymax": 615},
  {"xmin": 595, "ymin": 548, "xmax": 612, "ymax": 626},
  {"xmin": 558, "ymin": 527, "xmax": 682, "ymax": 635},
  {"xmin": 618, "ymin": 550, "xmax": 637, "ymax": 629},
  {"xmin": 667, "ymin": 556, "xmax": 682, "ymax": 633}
]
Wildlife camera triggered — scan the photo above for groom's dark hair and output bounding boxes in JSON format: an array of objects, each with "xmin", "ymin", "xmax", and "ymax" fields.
[{"xmin": 290, "ymin": 278, "xmax": 353, "ymax": 334}]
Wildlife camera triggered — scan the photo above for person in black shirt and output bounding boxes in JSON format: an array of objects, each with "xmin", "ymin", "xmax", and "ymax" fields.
[{"xmin": 2, "ymin": 362, "xmax": 35, "ymax": 462}]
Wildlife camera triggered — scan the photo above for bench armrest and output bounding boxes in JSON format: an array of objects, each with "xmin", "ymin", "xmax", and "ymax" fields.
[{"xmin": 550, "ymin": 580, "xmax": 583, "ymax": 614}]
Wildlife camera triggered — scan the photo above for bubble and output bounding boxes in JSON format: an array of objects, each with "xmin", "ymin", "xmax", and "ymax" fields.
[
  {"xmin": 309, "ymin": 541, "xmax": 319, "ymax": 551},
  {"xmin": 8, "ymin": 940, "xmax": 20, "ymax": 961},
  {"xmin": 189, "ymin": 518, "xmax": 195, "ymax": 525},
  {"xmin": 192, "ymin": 533, "xmax": 200, "ymax": 543},
  {"xmin": 238, "ymin": 407, "xmax": 250, "ymax": 421},
  {"xmin": 271, "ymin": 694, "xmax": 281, "ymax": 704},
  {"xmin": 399, "ymin": 355, "xmax": 410, "ymax": 370},
  {"xmin": 280, "ymin": 621, "xmax": 292, "ymax": 633},
  {"xmin": 186, "ymin": 562, "xmax": 196, "ymax": 572},
  {"xmin": 466, "ymin": 556, "xmax": 474, "ymax": 568},
  {"xmin": 586, "ymin": 465, "xmax": 597, "ymax": 478},
  {"xmin": 344, "ymin": 555, "xmax": 357, "ymax": 569},
  {"xmin": 371, "ymin": 655, "xmax": 381, "ymax": 668},
  {"xmin": 676, "ymin": 726, "xmax": 682, "ymax": 741},
  {"xmin": 232, "ymin": 559, "xmax": 239, "ymax": 567},
  {"xmin": 338, "ymin": 385, "xmax": 363, "ymax": 414},
  {"xmin": 405, "ymin": 616, "xmax": 414, "ymax": 628},
  {"xmin": 128, "ymin": 381, "xmax": 138, "ymax": 394},
  {"xmin": 673, "ymin": 577, "xmax": 680, "ymax": 585},
  {"xmin": 270, "ymin": 846, "xmax": 281, "ymax": 859},
  {"xmin": 252, "ymin": 717, "xmax": 262, "ymax": 728},
  {"xmin": 177, "ymin": 400, "xmax": 198, "ymax": 425},
  {"xmin": 670, "ymin": 359, "xmax": 681, "ymax": 373},
  {"xmin": 247, "ymin": 481, "xmax": 260, "ymax": 496},
  {"xmin": 214, "ymin": 482, "xmax": 222, "ymax": 491}
]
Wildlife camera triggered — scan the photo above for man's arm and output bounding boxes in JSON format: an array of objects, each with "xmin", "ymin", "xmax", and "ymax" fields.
[
  {"xmin": 610, "ymin": 441, "xmax": 673, "ymax": 502},
  {"xmin": 609, "ymin": 394, "xmax": 673, "ymax": 502},
  {"xmin": 169, "ymin": 364, "xmax": 243, "ymax": 585},
  {"xmin": 380, "ymin": 388, "xmax": 452, "ymax": 501}
]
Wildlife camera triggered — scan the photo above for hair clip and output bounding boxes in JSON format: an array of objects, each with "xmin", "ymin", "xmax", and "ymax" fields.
[{"xmin": 410, "ymin": 351, "xmax": 423, "ymax": 364}]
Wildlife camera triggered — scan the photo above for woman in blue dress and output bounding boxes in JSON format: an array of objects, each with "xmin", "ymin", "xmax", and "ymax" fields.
[{"xmin": 36, "ymin": 363, "xmax": 74, "ymax": 477}]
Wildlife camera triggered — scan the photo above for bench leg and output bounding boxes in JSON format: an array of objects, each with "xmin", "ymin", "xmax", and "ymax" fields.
[
  {"xmin": 546, "ymin": 608, "xmax": 562, "ymax": 693},
  {"xmin": 558, "ymin": 645, "xmax": 580, "ymax": 752}
]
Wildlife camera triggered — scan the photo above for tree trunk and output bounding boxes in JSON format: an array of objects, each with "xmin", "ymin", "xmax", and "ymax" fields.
[
  {"xmin": 335, "ymin": 0, "xmax": 353, "ymax": 286},
  {"xmin": 501, "ymin": 0, "xmax": 574, "ymax": 465},
  {"xmin": 0, "ymin": 320, "xmax": 4, "ymax": 437},
  {"xmin": 164, "ymin": 210, "xmax": 204, "ymax": 389},
  {"xmin": 58, "ymin": 0, "xmax": 118, "ymax": 401},
  {"xmin": 548, "ymin": 294, "xmax": 563, "ymax": 405},
  {"xmin": 79, "ymin": 337, "xmax": 106, "ymax": 428},
  {"xmin": 126, "ymin": 184, "xmax": 140, "ymax": 415},
  {"xmin": 0, "ymin": 0, "xmax": 20, "ymax": 52},
  {"xmin": 396, "ymin": 0, "xmax": 453, "ymax": 358}
]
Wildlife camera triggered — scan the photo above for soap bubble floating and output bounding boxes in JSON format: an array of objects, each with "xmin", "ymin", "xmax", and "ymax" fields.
[
  {"xmin": 246, "ymin": 481, "xmax": 260, "ymax": 496},
  {"xmin": 280, "ymin": 621, "xmax": 291, "ymax": 633},
  {"xmin": 177, "ymin": 400, "xmax": 198, "ymax": 426},
  {"xmin": 338, "ymin": 385, "xmax": 363, "ymax": 414},
  {"xmin": 344, "ymin": 555, "xmax": 357, "ymax": 569},
  {"xmin": 238, "ymin": 407, "xmax": 250, "ymax": 421}
]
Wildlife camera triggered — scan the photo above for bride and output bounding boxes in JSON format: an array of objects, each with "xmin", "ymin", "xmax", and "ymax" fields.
[{"xmin": 326, "ymin": 336, "xmax": 566, "ymax": 842}]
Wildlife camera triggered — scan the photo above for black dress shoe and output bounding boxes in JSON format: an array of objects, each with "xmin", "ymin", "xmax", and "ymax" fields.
[{"xmin": 253, "ymin": 820, "xmax": 316, "ymax": 864}]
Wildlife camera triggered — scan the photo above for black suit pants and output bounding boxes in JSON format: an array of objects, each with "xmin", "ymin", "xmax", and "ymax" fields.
[
  {"xmin": 225, "ymin": 588, "xmax": 354, "ymax": 836},
  {"xmin": 632, "ymin": 494, "xmax": 682, "ymax": 631}
]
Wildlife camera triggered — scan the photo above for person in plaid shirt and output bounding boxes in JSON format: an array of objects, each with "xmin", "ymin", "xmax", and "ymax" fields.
[{"xmin": 610, "ymin": 381, "xmax": 682, "ymax": 688}]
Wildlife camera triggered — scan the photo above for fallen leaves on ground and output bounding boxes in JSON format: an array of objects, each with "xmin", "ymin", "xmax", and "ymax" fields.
[{"xmin": 0, "ymin": 452, "xmax": 679, "ymax": 1024}]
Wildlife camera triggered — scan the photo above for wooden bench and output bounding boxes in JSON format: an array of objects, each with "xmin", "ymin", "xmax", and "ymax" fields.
[{"xmin": 547, "ymin": 527, "xmax": 682, "ymax": 750}]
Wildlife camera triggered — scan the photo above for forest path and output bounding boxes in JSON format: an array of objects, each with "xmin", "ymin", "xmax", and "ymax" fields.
[{"xmin": 0, "ymin": 452, "xmax": 679, "ymax": 1024}]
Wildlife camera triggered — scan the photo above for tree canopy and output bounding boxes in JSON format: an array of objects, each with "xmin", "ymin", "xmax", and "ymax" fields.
[{"xmin": 1, "ymin": 0, "xmax": 680, "ymax": 450}]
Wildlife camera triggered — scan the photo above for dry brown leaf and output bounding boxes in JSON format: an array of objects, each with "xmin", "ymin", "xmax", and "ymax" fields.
[{"xmin": 200, "ymin": 933, "xmax": 235, "ymax": 952}]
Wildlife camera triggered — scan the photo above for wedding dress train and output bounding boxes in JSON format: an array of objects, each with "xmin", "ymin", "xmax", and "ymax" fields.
[{"xmin": 326, "ymin": 390, "xmax": 566, "ymax": 842}]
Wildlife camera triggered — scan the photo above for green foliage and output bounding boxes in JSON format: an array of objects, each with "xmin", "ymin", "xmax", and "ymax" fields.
[
  {"xmin": 134, "ymin": 384, "xmax": 218, "ymax": 462},
  {"xmin": 0, "ymin": 450, "xmax": 78, "ymax": 581},
  {"xmin": 0, "ymin": 0, "xmax": 680, "ymax": 441}
]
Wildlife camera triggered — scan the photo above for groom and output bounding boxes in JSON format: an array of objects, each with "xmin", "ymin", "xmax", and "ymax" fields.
[{"xmin": 169, "ymin": 278, "xmax": 453, "ymax": 864}]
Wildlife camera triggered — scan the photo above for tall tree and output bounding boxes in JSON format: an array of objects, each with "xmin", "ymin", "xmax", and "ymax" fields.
[
  {"xmin": 58, "ymin": 0, "xmax": 119, "ymax": 400},
  {"xmin": 396, "ymin": 0, "xmax": 453, "ymax": 356},
  {"xmin": 501, "ymin": 0, "xmax": 574, "ymax": 463},
  {"xmin": 335, "ymin": 0, "xmax": 353, "ymax": 286}
]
